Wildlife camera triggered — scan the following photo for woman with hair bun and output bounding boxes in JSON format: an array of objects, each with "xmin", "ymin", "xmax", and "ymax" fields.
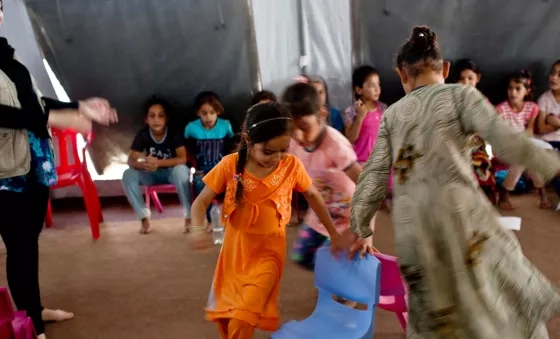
[{"xmin": 335, "ymin": 26, "xmax": 560, "ymax": 337}]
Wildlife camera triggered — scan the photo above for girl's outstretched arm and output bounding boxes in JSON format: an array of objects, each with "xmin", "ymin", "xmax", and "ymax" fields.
[
  {"xmin": 191, "ymin": 186, "xmax": 217, "ymax": 229},
  {"xmin": 303, "ymin": 185, "xmax": 340, "ymax": 240}
]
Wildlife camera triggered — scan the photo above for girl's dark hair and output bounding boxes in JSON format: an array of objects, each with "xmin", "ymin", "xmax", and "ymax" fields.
[
  {"xmin": 193, "ymin": 91, "xmax": 224, "ymax": 114},
  {"xmin": 281, "ymin": 82, "xmax": 321, "ymax": 118},
  {"xmin": 551, "ymin": 59, "xmax": 560, "ymax": 72},
  {"xmin": 251, "ymin": 90, "xmax": 277, "ymax": 106},
  {"xmin": 454, "ymin": 58, "xmax": 480, "ymax": 81},
  {"xmin": 396, "ymin": 26, "xmax": 443, "ymax": 77},
  {"xmin": 235, "ymin": 102, "xmax": 292, "ymax": 202},
  {"xmin": 352, "ymin": 65, "xmax": 379, "ymax": 100},
  {"xmin": 508, "ymin": 70, "xmax": 535, "ymax": 101},
  {"xmin": 143, "ymin": 95, "xmax": 171, "ymax": 118}
]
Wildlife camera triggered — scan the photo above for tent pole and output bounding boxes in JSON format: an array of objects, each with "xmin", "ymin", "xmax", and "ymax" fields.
[
  {"xmin": 350, "ymin": 0, "xmax": 362, "ymax": 68},
  {"xmin": 245, "ymin": 0, "xmax": 263, "ymax": 93},
  {"xmin": 297, "ymin": 0, "xmax": 309, "ymax": 75}
]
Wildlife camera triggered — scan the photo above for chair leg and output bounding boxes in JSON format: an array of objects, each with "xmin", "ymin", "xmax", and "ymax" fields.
[
  {"xmin": 78, "ymin": 179, "xmax": 100, "ymax": 240},
  {"xmin": 151, "ymin": 191, "xmax": 164, "ymax": 213},
  {"xmin": 84, "ymin": 174, "xmax": 104, "ymax": 222},
  {"xmin": 45, "ymin": 199, "xmax": 54, "ymax": 228},
  {"xmin": 396, "ymin": 312, "xmax": 407, "ymax": 332}
]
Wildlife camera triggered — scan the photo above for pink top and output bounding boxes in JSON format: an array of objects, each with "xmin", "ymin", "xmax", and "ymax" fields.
[
  {"xmin": 496, "ymin": 101, "xmax": 538, "ymax": 133},
  {"xmin": 537, "ymin": 90, "xmax": 560, "ymax": 142},
  {"xmin": 343, "ymin": 102, "xmax": 387, "ymax": 163},
  {"xmin": 289, "ymin": 127, "xmax": 358, "ymax": 236}
]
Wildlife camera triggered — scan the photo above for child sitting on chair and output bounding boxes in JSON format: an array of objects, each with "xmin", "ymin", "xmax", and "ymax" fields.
[
  {"xmin": 184, "ymin": 91, "xmax": 234, "ymax": 230},
  {"xmin": 122, "ymin": 96, "xmax": 191, "ymax": 234}
]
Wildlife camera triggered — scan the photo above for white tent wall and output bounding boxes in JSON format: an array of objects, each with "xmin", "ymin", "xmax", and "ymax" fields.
[
  {"xmin": 252, "ymin": 0, "xmax": 353, "ymax": 110},
  {"xmin": 0, "ymin": 0, "xmax": 56, "ymax": 98}
]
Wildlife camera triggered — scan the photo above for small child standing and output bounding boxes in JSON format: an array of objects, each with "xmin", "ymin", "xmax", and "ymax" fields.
[
  {"xmin": 281, "ymin": 82, "xmax": 366, "ymax": 270},
  {"xmin": 188, "ymin": 102, "xmax": 369, "ymax": 338},
  {"xmin": 122, "ymin": 96, "xmax": 191, "ymax": 234},
  {"xmin": 343, "ymin": 66, "xmax": 388, "ymax": 164},
  {"xmin": 496, "ymin": 70, "xmax": 549, "ymax": 210},
  {"xmin": 307, "ymin": 75, "xmax": 345, "ymax": 134},
  {"xmin": 454, "ymin": 58, "xmax": 497, "ymax": 204},
  {"xmin": 184, "ymin": 91, "xmax": 234, "ymax": 229}
]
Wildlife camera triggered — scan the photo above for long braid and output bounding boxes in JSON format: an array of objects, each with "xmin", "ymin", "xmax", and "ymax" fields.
[{"xmin": 235, "ymin": 137, "xmax": 248, "ymax": 203}]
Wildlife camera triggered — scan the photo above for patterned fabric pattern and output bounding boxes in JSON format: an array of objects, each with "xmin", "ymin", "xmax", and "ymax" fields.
[
  {"xmin": 350, "ymin": 84, "xmax": 560, "ymax": 338},
  {"xmin": 291, "ymin": 224, "xmax": 330, "ymax": 271},
  {"xmin": 0, "ymin": 130, "xmax": 57, "ymax": 192}
]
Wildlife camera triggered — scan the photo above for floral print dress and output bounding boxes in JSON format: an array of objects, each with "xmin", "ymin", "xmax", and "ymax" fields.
[{"xmin": 0, "ymin": 131, "xmax": 57, "ymax": 191}]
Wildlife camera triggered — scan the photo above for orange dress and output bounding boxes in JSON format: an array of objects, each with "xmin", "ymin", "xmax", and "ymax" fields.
[{"xmin": 203, "ymin": 153, "xmax": 312, "ymax": 332}]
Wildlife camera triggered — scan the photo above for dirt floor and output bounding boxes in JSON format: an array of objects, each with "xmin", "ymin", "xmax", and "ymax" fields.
[{"xmin": 0, "ymin": 193, "xmax": 559, "ymax": 339}]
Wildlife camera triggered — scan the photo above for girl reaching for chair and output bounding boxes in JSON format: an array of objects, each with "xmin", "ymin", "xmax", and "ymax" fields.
[{"xmin": 188, "ymin": 101, "xmax": 373, "ymax": 338}]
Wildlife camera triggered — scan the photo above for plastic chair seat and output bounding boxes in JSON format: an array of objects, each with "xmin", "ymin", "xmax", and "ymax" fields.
[{"xmin": 272, "ymin": 246, "xmax": 381, "ymax": 339}]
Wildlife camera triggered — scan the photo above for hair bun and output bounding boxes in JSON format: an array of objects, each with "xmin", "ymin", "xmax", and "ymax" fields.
[{"xmin": 410, "ymin": 26, "xmax": 436, "ymax": 52}]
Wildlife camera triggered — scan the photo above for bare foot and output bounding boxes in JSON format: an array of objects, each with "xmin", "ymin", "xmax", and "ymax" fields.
[
  {"xmin": 140, "ymin": 218, "xmax": 151, "ymax": 234},
  {"xmin": 37, "ymin": 334, "xmax": 46, "ymax": 339},
  {"xmin": 538, "ymin": 198, "xmax": 551, "ymax": 209},
  {"xmin": 499, "ymin": 200, "xmax": 515, "ymax": 211},
  {"xmin": 184, "ymin": 218, "xmax": 191, "ymax": 233},
  {"xmin": 42, "ymin": 308, "xmax": 74, "ymax": 322}
]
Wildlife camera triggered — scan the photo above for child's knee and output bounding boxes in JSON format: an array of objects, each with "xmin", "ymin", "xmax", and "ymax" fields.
[
  {"xmin": 169, "ymin": 164, "xmax": 190, "ymax": 182},
  {"xmin": 122, "ymin": 168, "xmax": 140, "ymax": 186}
]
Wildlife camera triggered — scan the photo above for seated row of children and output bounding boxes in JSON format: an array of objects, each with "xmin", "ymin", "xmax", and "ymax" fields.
[{"xmin": 121, "ymin": 58, "xmax": 560, "ymax": 234}]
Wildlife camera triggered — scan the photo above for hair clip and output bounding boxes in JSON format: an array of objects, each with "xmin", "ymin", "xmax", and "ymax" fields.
[
  {"xmin": 418, "ymin": 33, "xmax": 425, "ymax": 37},
  {"xmin": 233, "ymin": 173, "xmax": 243, "ymax": 182},
  {"xmin": 293, "ymin": 75, "xmax": 309, "ymax": 83}
]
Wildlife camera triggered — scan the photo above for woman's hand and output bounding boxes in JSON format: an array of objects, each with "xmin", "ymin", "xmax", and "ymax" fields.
[
  {"xmin": 189, "ymin": 227, "xmax": 214, "ymax": 251},
  {"xmin": 79, "ymin": 98, "xmax": 118, "ymax": 126}
]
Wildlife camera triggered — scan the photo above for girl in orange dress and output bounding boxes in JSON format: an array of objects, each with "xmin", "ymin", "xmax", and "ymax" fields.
[{"xmin": 189, "ymin": 102, "xmax": 365, "ymax": 338}]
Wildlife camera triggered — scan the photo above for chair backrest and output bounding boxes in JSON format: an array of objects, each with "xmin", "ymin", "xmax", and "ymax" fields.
[
  {"xmin": 315, "ymin": 246, "xmax": 381, "ymax": 305},
  {"xmin": 51, "ymin": 127, "xmax": 92, "ymax": 174},
  {"xmin": 373, "ymin": 252, "xmax": 406, "ymax": 296}
]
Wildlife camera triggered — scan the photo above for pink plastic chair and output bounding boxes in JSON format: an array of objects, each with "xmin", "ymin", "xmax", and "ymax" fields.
[
  {"xmin": 373, "ymin": 252, "xmax": 408, "ymax": 331},
  {"xmin": 0, "ymin": 287, "xmax": 38, "ymax": 339},
  {"xmin": 145, "ymin": 184, "xmax": 176, "ymax": 213}
]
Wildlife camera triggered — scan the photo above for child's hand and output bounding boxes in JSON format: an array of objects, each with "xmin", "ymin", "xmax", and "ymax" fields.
[
  {"xmin": 145, "ymin": 155, "xmax": 159, "ymax": 172},
  {"xmin": 355, "ymin": 99, "xmax": 368, "ymax": 119},
  {"xmin": 189, "ymin": 227, "xmax": 214, "ymax": 251}
]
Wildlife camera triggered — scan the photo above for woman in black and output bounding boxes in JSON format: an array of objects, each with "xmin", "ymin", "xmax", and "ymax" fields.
[{"xmin": 0, "ymin": 2, "xmax": 118, "ymax": 337}]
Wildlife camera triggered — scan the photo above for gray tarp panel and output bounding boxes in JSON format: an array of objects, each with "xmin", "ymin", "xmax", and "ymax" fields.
[
  {"xmin": 303, "ymin": 0, "xmax": 352, "ymax": 111},
  {"xmin": 24, "ymin": 0, "xmax": 258, "ymax": 173},
  {"xmin": 353, "ymin": 0, "xmax": 560, "ymax": 105},
  {"xmin": 0, "ymin": 0, "xmax": 56, "ymax": 98},
  {"xmin": 253, "ymin": 0, "xmax": 300, "ymax": 97},
  {"xmin": 253, "ymin": 0, "xmax": 352, "ymax": 111}
]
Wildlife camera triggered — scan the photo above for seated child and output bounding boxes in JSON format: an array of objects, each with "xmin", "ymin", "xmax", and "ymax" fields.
[
  {"xmin": 282, "ymin": 82, "xmax": 371, "ymax": 270},
  {"xmin": 184, "ymin": 91, "xmax": 234, "ymax": 229},
  {"xmin": 122, "ymin": 96, "xmax": 191, "ymax": 234},
  {"xmin": 251, "ymin": 90, "xmax": 277, "ymax": 105}
]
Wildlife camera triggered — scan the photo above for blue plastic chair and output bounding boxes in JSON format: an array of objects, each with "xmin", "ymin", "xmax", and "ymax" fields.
[{"xmin": 272, "ymin": 246, "xmax": 381, "ymax": 339}]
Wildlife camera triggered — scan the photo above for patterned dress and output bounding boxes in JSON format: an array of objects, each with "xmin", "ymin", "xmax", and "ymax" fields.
[{"xmin": 350, "ymin": 84, "xmax": 560, "ymax": 338}]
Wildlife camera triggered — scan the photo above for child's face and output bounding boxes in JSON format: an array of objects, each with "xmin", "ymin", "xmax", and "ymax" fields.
[
  {"xmin": 312, "ymin": 82, "xmax": 327, "ymax": 106},
  {"xmin": 145, "ymin": 104, "xmax": 167, "ymax": 134},
  {"xmin": 507, "ymin": 80, "xmax": 528, "ymax": 104},
  {"xmin": 291, "ymin": 115, "xmax": 323, "ymax": 148},
  {"xmin": 249, "ymin": 134, "xmax": 291, "ymax": 169},
  {"xmin": 356, "ymin": 74, "xmax": 381, "ymax": 102},
  {"xmin": 197, "ymin": 103, "xmax": 219, "ymax": 129},
  {"xmin": 458, "ymin": 69, "xmax": 480, "ymax": 86},
  {"xmin": 549, "ymin": 64, "xmax": 560, "ymax": 91}
]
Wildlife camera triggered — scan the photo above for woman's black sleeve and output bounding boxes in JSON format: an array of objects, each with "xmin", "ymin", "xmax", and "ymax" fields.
[{"xmin": 0, "ymin": 104, "xmax": 46, "ymax": 132}]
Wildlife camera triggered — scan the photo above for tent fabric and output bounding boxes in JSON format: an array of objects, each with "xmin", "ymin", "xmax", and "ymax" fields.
[
  {"xmin": 352, "ymin": 0, "xmax": 560, "ymax": 105},
  {"xmin": 0, "ymin": 0, "xmax": 56, "ymax": 98},
  {"xmin": 24, "ymin": 0, "xmax": 259, "ymax": 173}
]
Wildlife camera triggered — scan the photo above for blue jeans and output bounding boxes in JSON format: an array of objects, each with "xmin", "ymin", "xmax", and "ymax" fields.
[{"xmin": 122, "ymin": 165, "xmax": 191, "ymax": 220}]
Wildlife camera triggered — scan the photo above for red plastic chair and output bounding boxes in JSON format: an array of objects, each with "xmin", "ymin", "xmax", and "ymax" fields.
[
  {"xmin": 145, "ymin": 184, "xmax": 176, "ymax": 213},
  {"xmin": 373, "ymin": 252, "xmax": 408, "ymax": 332},
  {"xmin": 45, "ymin": 128, "xmax": 103, "ymax": 240}
]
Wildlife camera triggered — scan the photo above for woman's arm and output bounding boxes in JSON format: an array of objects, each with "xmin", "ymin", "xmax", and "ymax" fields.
[
  {"xmin": 460, "ymin": 86, "xmax": 560, "ymax": 181},
  {"xmin": 349, "ymin": 120, "xmax": 392, "ymax": 239}
]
